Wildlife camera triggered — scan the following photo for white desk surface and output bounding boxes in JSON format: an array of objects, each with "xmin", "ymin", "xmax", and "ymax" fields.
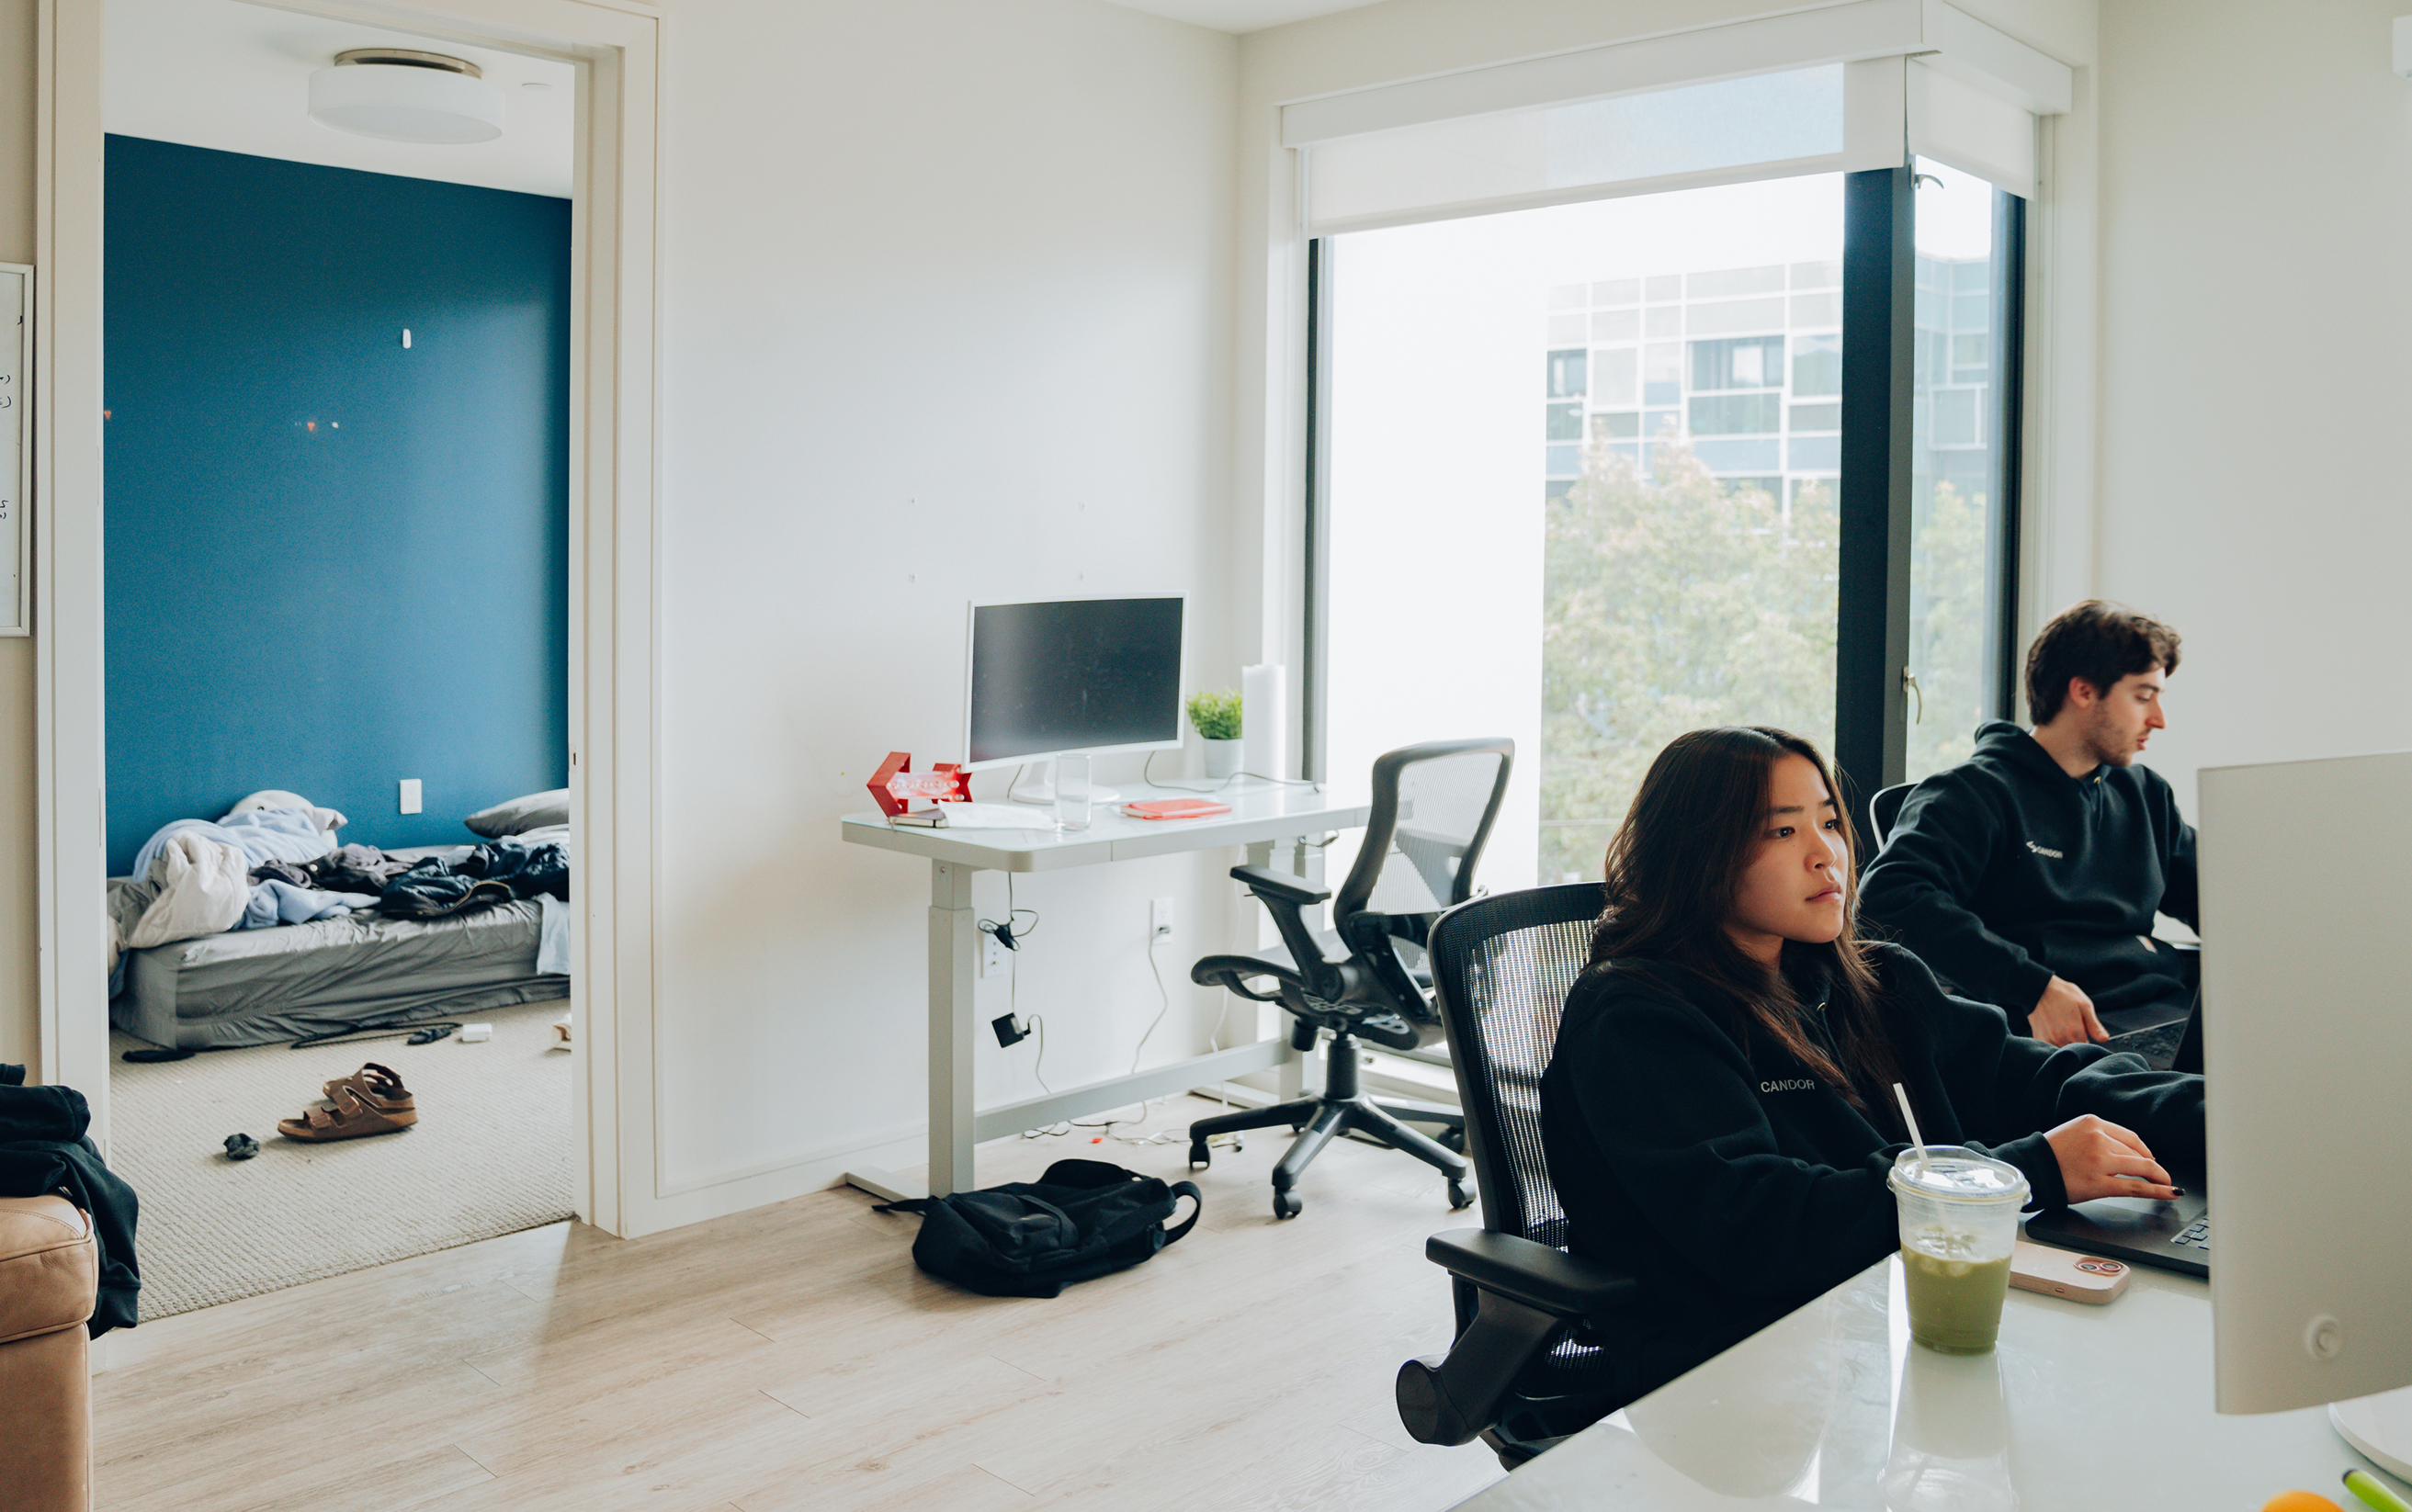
[
  {"xmin": 1455, "ymin": 1254, "xmax": 2412, "ymax": 1511},
  {"xmin": 838, "ymin": 780, "xmax": 1371, "ymax": 872}
]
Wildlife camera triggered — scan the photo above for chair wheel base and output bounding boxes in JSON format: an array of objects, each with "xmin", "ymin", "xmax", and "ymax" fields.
[
  {"xmin": 1188, "ymin": 1139, "xmax": 1210, "ymax": 1169},
  {"xmin": 1448, "ymin": 1180, "xmax": 1474, "ymax": 1211},
  {"xmin": 1273, "ymin": 1190, "xmax": 1303, "ymax": 1219}
]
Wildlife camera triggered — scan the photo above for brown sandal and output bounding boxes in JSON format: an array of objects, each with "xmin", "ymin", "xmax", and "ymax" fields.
[
  {"xmin": 277, "ymin": 1065, "xmax": 417, "ymax": 1142},
  {"xmin": 319, "ymin": 1063, "xmax": 414, "ymax": 1116}
]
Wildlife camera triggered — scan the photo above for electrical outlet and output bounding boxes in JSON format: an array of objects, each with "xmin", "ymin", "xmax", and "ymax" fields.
[
  {"xmin": 1150, "ymin": 897, "xmax": 1174, "ymax": 942},
  {"xmin": 398, "ymin": 778, "xmax": 422, "ymax": 815},
  {"xmin": 981, "ymin": 931, "xmax": 1007, "ymax": 977}
]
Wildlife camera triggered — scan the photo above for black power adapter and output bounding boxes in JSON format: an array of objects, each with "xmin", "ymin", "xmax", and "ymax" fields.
[{"xmin": 992, "ymin": 1012, "xmax": 1030, "ymax": 1048}]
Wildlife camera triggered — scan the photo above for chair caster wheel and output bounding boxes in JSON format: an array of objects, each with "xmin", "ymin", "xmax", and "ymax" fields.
[
  {"xmin": 1447, "ymin": 1180, "xmax": 1473, "ymax": 1211},
  {"xmin": 1273, "ymin": 1190, "xmax": 1303, "ymax": 1220},
  {"xmin": 1188, "ymin": 1140, "xmax": 1210, "ymax": 1169},
  {"xmin": 1440, "ymin": 1125, "xmax": 1467, "ymax": 1156}
]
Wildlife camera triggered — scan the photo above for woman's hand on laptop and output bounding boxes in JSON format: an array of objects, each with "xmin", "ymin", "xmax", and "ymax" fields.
[
  {"xmin": 2047, "ymin": 1113, "xmax": 2182, "ymax": 1202},
  {"xmin": 2031, "ymin": 976, "xmax": 2110, "ymax": 1046}
]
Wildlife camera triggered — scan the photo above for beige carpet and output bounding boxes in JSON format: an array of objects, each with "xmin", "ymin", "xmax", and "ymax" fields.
[{"xmin": 108, "ymin": 998, "xmax": 574, "ymax": 1321}]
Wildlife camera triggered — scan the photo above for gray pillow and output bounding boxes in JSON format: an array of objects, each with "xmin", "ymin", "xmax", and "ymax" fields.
[{"xmin": 465, "ymin": 788, "xmax": 571, "ymax": 839}]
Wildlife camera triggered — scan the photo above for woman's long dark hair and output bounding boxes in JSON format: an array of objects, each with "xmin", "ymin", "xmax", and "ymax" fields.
[{"xmin": 1591, "ymin": 727, "xmax": 1908, "ymax": 1129}]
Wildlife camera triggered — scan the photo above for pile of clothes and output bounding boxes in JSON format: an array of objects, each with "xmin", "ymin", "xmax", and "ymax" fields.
[
  {"xmin": 108, "ymin": 789, "xmax": 572, "ymax": 988},
  {"xmin": 330, "ymin": 839, "xmax": 568, "ymax": 920}
]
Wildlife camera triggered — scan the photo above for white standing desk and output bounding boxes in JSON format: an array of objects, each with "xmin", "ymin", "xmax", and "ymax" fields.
[
  {"xmin": 1453, "ymin": 1254, "xmax": 2412, "ymax": 1510},
  {"xmin": 837, "ymin": 781, "xmax": 1371, "ymax": 1202}
]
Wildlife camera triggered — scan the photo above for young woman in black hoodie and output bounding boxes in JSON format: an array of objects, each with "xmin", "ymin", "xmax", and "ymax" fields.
[{"xmin": 1540, "ymin": 726, "xmax": 2203, "ymax": 1403}]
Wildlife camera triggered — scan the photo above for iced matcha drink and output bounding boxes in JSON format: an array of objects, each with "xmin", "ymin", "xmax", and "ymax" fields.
[
  {"xmin": 1900, "ymin": 1235, "xmax": 2016, "ymax": 1352},
  {"xmin": 1887, "ymin": 1148, "xmax": 2029, "ymax": 1355}
]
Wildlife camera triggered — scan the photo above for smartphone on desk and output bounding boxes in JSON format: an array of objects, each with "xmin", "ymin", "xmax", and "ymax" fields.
[{"xmin": 2010, "ymin": 1239, "xmax": 2131, "ymax": 1304}]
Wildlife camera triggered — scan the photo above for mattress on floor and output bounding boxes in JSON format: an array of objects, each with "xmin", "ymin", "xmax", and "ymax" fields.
[{"xmin": 112, "ymin": 899, "xmax": 569, "ymax": 1050}]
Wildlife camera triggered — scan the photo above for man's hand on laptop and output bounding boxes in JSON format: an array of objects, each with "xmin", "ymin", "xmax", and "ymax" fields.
[
  {"xmin": 2031, "ymin": 976, "xmax": 2109, "ymax": 1046},
  {"xmin": 2047, "ymin": 1114, "xmax": 2181, "ymax": 1202}
]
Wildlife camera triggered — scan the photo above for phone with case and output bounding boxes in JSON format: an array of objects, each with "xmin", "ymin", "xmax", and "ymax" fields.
[{"xmin": 2010, "ymin": 1239, "xmax": 2131, "ymax": 1303}]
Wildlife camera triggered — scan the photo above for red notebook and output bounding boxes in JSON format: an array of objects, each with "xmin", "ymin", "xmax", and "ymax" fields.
[{"xmin": 1122, "ymin": 798, "xmax": 1231, "ymax": 820}]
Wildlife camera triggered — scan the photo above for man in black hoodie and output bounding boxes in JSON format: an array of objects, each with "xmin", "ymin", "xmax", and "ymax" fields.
[{"xmin": 1860, "ymin": 602, "xmax": 2195, "ymax": 1046}]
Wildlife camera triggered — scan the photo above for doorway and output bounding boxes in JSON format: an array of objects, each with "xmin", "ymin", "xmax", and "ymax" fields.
[{"xmin": 32, "ymin": 0, "xmax": 662, "ymax": 1245}]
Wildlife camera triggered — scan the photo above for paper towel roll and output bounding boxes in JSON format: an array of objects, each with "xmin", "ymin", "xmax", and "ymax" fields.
[{"xmin": 1241, "ymin": 663, "xmax": 1288, "ymax": 781}]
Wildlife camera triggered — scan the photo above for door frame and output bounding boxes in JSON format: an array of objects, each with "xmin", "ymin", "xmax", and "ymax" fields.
[{"xmin": 32, "ymin": 0, "xmax": 662, "ymax": 1237}]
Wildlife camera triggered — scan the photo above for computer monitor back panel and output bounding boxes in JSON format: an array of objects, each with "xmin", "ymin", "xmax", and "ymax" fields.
[
  {"xmin": 2202, "ymin": 750, "xmax": 2412, "ymax": 1414},
  {"xmin": 962, "ymin": 596, "xmax": 1184, "ymax": 769}
]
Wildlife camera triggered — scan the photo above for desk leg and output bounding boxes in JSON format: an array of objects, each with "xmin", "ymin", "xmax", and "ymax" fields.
[
  {"xmin": 1244, "ymin": 839, "xmax": 1309, "ymax": 1102},
  {"xmin": 929, "ymin": 859, "xmax": 979, "ymax": 1197}
]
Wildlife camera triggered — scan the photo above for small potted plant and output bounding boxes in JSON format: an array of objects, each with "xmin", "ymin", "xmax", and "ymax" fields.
[{"xmin": 1186, "ymin": 689, "xmax": 1243, "ymax": 779}]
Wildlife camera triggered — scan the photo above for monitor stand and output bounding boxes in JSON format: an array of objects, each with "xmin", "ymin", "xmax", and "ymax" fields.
[
  {"xmin": 2332, "ymin": 1387, "xmax": 2412, "ymax": 1481},
  {"xmin": 1005, "ymin": 758, "xmax": 1123, "ymax": 809}
]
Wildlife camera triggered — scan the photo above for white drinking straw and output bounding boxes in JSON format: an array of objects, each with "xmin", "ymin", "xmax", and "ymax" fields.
[{"xmin": 1892, "ymin": 1082, "xmax": 1931, "ymax": 1175}]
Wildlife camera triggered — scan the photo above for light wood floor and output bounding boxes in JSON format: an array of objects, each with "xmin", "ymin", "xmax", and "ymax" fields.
[{"xmin": 90, "ymin": 1097, "xmax": 1509, "ymax": 1512}]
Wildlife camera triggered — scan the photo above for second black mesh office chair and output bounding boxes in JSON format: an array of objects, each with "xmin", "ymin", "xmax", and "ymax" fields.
[{"xmin": 1186, "ymin": 738, "xmax": 1513, "ymax": 1219}]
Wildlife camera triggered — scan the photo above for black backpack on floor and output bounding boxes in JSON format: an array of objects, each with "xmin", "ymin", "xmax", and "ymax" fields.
[{"xmin": 877, "ymin": 1158, "xmax": 1203, "ymax": 1298}]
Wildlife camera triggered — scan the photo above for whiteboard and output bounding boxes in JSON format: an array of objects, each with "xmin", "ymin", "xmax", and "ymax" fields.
[{"xmin": 0, "ymin": 263, "xmax": 25, "ymax": 637}]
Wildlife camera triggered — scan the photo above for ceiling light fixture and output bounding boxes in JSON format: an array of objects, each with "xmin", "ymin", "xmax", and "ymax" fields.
[{"xmin": 309, "ymin": 49, "xmax": 504, "ymax": 144}]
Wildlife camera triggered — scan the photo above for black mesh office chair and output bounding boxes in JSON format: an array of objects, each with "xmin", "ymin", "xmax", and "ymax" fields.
[
  {"xmin": 1186, "ymin": 738, "xmax": 1512, "ymax": 1219},
  {"xmin": 1394, "ymin": 882, "xmax": 1641, "ymax": 1468}
]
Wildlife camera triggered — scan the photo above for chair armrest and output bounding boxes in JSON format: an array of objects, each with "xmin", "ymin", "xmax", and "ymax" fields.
[
  {"xmin": 1398, "ymin": 1231, "xmax": 1638, "ymax": 1449},
  {"xmin": 1229, "ymin": 864, "xmax": 1331, "ymax": 907},
  {"xmin": 1228, "ymin": 866, "xmax": 1342, "ymax": 1001},
  {"xmin": 1425, "ymin": 1230, "xmax": 1637, "ymax": 1317}
]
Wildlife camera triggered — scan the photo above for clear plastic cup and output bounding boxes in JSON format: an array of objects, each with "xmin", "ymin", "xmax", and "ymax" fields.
[
  {"xmin": 1887, "ymin": 1146, "xmax": 2029, "ymax": 1354},
  {"xmin": 1054, "ymin": 753, "xmax": 1093, "ymax": 830}
]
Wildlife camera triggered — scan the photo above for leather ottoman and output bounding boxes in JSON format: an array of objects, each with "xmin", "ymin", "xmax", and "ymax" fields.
[{"xmin": 0, "ymin": 1194, "xmax": 98, "ymax": 1512}]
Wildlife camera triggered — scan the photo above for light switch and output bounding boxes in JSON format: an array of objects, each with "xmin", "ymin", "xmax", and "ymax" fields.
[{"xmin": 399, "ymin": 778, "xmax": 422, "ymax": 815}]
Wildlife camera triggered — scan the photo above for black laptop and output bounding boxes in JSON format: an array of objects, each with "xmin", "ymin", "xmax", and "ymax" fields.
[
  {"xmin": 2027, "ymin": 1187, "xmax": 2210, "ymax": 1279},
  {"xmin": 2026, "ymin": 996, "xmax": 2209, "ymax": 1275},
  {"xmin": 2101, "ymin": 991, "xmax": 2203, "ymax": 1073}
]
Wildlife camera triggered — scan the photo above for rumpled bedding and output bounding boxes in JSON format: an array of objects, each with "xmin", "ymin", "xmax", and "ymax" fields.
[
  {"xmin": 107, "ymin": 792, "xmax": 576, "ymax": 990},
  {"xmin": 110, "ymin": 792, "xmax": 352, "ymax": 982},
  {"xmin": 122, "ymin": 831, "xmax": 253, "ymax": 950},
  {"xmin": 243, "ymin": 879, "xmax": 379, "ymax": 930},
  {"xmin": 126, "ymin": 807, "xmax": 343, "ymax": 884}
]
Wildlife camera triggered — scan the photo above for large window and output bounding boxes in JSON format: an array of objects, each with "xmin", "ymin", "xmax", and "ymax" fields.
[
  {"xmin": 1317, "ymin": 175, "xmax": 1848, "ymax": 890},
  {"xmin": 1308, "ymin": 162, "xmax": 2024, "ymax": 888}
]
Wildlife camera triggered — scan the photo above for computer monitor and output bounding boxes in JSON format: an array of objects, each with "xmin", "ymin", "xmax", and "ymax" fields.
[
  {"xmin": 2201, "ymin": 750, "xmax": 2412, "ymax": 1472},
  {"xmin": 961, "ymin": 595, "xmax": 1184, "ymax": 770}
]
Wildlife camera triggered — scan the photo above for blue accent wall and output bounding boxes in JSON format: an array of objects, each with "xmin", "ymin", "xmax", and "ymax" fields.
[{"xmin": 104, "ymin": 136, "xmax": 570, "ymax": 874}]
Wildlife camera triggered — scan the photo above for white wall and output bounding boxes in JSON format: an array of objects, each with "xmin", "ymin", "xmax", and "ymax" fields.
[
  {"xmin": 2093, "ymin": 0, "xmax": 2412, "ymax": 814},
  {"xmin": 647, "ymin": 0, "xmax": 1242, "ymax": 1202}
]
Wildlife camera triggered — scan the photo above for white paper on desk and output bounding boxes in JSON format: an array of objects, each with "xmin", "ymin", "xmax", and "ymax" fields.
[{"xmin": 930, "ymin": 803, "xmax": 1058, "ymax": 830}]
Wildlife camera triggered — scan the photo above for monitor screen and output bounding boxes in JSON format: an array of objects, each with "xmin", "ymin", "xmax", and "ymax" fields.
[{"xmin": 964, "ymin": 596, "xmax": 1184, "ymax": 767}]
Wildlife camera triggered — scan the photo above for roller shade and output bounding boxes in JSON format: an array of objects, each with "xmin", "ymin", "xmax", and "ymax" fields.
[
  {"xmin": 1292, "ymin": 0, "xmax": 2067, "ymax": 235},
  {"xmin": 1908, "ymin": 60, "xmax": 2036, "ymax": 197},
  {"xmin": 1306, "ymin": 66, "xmax": 1843, "ymax": 237}
]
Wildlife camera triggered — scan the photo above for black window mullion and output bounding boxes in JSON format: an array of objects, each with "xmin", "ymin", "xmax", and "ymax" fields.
[
  {"xmin": 1836, "ymin": 165, "xmax": 1916, "ymax": 826},
  {"xmin": 1300, "ymin": 237, "xmax": 1334, "ymax": 784},
  {"xmin": 1984, "ymin": 189, "xmax": 2028, "ymax": 722}
]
